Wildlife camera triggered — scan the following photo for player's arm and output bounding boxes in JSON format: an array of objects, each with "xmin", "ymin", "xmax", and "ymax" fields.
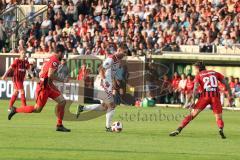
[
  {"xmin": 1, "ymin": 66, "xmax": 13, "ymax": 80},
  {"xmin": 220, "ymin": 79, "xmax": 232, "ymax": 97},
  {"xmin": 98, "ymin": 65, "xmax": 106, "ymax": 79},
  {"xmin": 192, "ymin": 82, "xmax": 199, "ymax": 104},
  {"xmin": 48, "ymin": 68, "xmax": 67, "ymax": 83}
]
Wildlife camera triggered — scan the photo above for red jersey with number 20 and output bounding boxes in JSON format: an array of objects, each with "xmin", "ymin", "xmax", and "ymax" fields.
[
  {"xmin": 194, "ymin": 70, "xmax": 224, "ymax": 97},
  {"xmin": 39, "ymin": 55, "xmax": 60, "ymax": 79},
  {"xmin": 11, "ymin": 58, "xmax": 30, "ymax": 82}
]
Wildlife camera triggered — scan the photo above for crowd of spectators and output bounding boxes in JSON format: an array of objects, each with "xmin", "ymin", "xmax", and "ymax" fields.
[
  {"xmin": 157, "ymin": 72, "xmax": 240, "ymax": 107},
  {"xmin": 0, "ymin": 0, "xmax": 240, "ymax": 54}
]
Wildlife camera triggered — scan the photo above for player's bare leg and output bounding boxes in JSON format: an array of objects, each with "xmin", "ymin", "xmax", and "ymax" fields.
[
  {"xmin": 54, "ymin": 95, "xmax": 71, "ymax": 132},
  {"xmin": 19, "ymin": 89, "xmax": 27, "ymax": 107},
  {"xmin": 169, "ymin": 109, "xmax": 202, "ymax": 136},
  {"xmin": 119, "ymin": 88, "xmax": 124, "ymax": 105},
  {"xmin": 76, "ymin": 102, "xmax": 105, "ymax": 118},
  {"xmin": 215, "ymin": 113, "xmax": 226, "ymax": 139},
  {"xmin": 76, "ymin": 102, "xmax": 116, "ymax": 132},
  {"xmin": 9, "ymin": 89, "xmax": 19, "ymax": 111}
]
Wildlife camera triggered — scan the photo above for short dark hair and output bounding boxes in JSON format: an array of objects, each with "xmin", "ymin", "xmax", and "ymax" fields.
[
  {"xmin": 194, "ymin": 61, "xmax": 206, "ymax": 71},
  {"xmin": 55, "ymin": 44, "xmax": 65, "ymax": 53}
]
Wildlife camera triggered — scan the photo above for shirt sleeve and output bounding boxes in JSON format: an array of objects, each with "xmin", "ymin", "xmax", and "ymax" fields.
[
  {"xmin": 102, "ymin": 57, "xmax": 113, "ymax": 69},
  {"xmin": 216, "ymin": 72, "xmax": 224, "ymax": 81},
  {"xmin": 194, "ymin": 74, "xmax": 200, "ymax": 84}
]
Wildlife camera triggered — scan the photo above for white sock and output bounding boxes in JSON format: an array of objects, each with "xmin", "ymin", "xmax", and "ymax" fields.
[
  {"xmin": 83, "ymin": 104, "xmax": 104, "ymax": 111},
  {"xmin": 106, "ymin": 109, "xmax": 115, "ymax": 128}
]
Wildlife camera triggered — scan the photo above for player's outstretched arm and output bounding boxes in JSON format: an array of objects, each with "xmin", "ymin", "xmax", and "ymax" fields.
[
  {"xmin": 1, "ymin": 66, "xmax": 13, "ymax": 80},
  {"xmin": 221, "ymin": 79, "xmax": 233, "ymax": 97},
  {"xmin": 48, "ymin": 68, "xmax": 68, "ymax": 83},
  {"xmin": 192, "ymin": 82, "xmax": 199, "ymax": 105}
]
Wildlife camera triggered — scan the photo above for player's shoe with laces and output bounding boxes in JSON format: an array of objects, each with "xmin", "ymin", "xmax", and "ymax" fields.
[
  {"xmin": 219, "ymin": 129, "xmax": 226, "ymax": 139},
  {"xmin": 8, "ymin": 107, "xmax": 17, "ymax": 120},
  {"xmin": 76, "ymin": 105, "xmax": 84, "ymax": 118},
  {"xmin": 169, "ymin": 127, "xmax": 182, "ymax": 136},
  {"xmin": 106, "ymin": 127, "xmax": 112, "ymax": 132},
  {"xmin": 56, "ymin": 125, "xmax": 71, "ymax": 132}
]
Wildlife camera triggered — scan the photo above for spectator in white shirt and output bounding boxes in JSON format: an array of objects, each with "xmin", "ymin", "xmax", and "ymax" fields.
[{"xmin": 178, "ymin": 74, "xmax": 187, "ymax": 105}]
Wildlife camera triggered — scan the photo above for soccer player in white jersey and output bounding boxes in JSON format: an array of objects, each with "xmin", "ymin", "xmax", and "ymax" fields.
[{"xmin": 76, "ymin": 49, "xmax": 125, "ymax": 132}]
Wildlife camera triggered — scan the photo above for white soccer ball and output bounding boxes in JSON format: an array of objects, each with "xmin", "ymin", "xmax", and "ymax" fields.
[{"xmin": 111, "ymin": 121, "xmax": 123, "ymax": 132}]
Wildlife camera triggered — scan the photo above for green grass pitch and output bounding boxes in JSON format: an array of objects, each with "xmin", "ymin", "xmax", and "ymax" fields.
[{"xmin": 0, "ymin": 100, "xmax": 240, "ymax": 160}]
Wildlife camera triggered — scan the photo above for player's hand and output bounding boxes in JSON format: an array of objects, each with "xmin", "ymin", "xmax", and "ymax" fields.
[{"xmin": 1, "ymin": 76, "xmax": 6, "ymax": 80}]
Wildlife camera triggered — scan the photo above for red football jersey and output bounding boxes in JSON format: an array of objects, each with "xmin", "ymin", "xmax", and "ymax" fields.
[
  {"xmin": 218, "ymin": 81, "xmax": 226, "ymax": 92},
  {"xmin": 229, "ymin": 81, "xmax": 235, "ymax": 89},
  {"xmin": 172, "ymin": 77, "xmax": 180, "ymax": 90},
  {"xmin": 194, "ymin": 70, "xmax": 224, "ymax": 97},
  {"xmin": 185, "ymin": 79, "xmax": 194, "ymax": 91},
  {"xmin": 11, "ymin": 58, "xmax": 30, "ymax": 82},
  {"xmin": 39, "ymin": 55, "xmax": 60, "ymax": 79}
]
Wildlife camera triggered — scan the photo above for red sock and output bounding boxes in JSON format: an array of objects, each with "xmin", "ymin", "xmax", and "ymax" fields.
[
  {"xmin": 9, "ymin": 93, "xmax": 18, "ymax": 108},
  {"xmin": 217, "ymin": 119, "xmax": 224, "ymax": 129},
  {"xmin": 21, "ymin": 93, "xmax": 26, "ymax": 106},
  {"xmin": 16, "ymin": 106, "xmax": 35, "ymax": 113},
  {"xmin": 56, "ymin": 105, "xmax": 65, "ymax": 126},
  {"xmin": 179, "ymin": 115, "xmax": 193, "ymax": 128}
]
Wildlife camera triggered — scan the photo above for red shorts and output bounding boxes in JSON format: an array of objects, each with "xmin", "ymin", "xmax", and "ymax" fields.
[
  {"xmin": 13, "ymin": 81, "xmax": 24, "ymax": 90},
  {"xmin": 194, "ymin": 96, "xmax": 222, "ymax": 114},
  {"xmin": 35, "ymin": 83, "xmax": 61, "ymax": 107},
  {"xmin": 185, "ymin": 90, "xmax": 193, "ymax": 94}
]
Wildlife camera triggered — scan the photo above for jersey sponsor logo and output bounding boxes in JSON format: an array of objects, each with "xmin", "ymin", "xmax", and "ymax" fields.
[
  {"xmin": 18, "ymin": 69, "xmax": 26, "ymax": 72},
  {"xmin": 53, "ymin": 62, "xmax": 58, "ymax": 67}
]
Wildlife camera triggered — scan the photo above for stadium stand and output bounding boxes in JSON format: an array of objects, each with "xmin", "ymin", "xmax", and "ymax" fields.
[
  {"xmin": 0, "ymin": 0, "xmax": 240, "ymax": 106},
  {"xmin": 0, "ymin": 0, "xmax": 239, "ymax": 54}
]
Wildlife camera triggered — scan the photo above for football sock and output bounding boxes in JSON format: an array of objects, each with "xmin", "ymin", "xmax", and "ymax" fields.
[
  {"xmin": 83, "ymin": 104, "xmax": 104, "ymax": 111},
  {"xmin": 16, "ymin": 106, "xmax": 35, "ymax": 113},
  {"xmin": 56, "ymin": 104, "xmax": 65, "ymax": 126},
  {"xmin": 21, "ymin": 93, "xmax": 26, "ymax": 106},
  {"xmin": 106, "ymin": 109, "xmax": 115, "ymax": 128},
  {"xmin": 217, "ymin": 119, "xmax": 224, "ymax": 129},
  {"xmin": 179, "ymin": 115, "xmax": 193, "ymax": 128},
  {"xmin": 9, "ymin": 93, "xmax": 18, "ymax": 107}
]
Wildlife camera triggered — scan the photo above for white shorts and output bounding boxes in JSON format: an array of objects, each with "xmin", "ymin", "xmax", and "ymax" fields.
[{"xmin": 94, "ymin": 76, "xmax": 114, "ymax": 104}]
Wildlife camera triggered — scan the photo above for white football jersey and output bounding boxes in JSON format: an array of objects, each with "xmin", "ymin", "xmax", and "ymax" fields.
[
  {"xmin": 93, "ymin": 56, "xmax": 119, "ymax": 102},
  {"xmin": 102, "ymin": 56, "xmax": 119, "ymax": 80}
]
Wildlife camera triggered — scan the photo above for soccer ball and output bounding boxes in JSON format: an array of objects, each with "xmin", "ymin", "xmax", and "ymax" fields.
[{"xmin": 111, "ymin": 121, "xmax": 123, "ymax": 132}]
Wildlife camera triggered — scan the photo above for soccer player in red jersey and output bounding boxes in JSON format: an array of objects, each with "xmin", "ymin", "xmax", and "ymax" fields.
[
  {"xmin": 169, "ymin": 62, "xmax": 233, "ymax": 139},
  {"xmin": 1, "ymin": 50, "xmax": 30, "ymax": 111},
  {"xmin": 8, "ymin": 44, "xmax": 70, "ymax": 132}
]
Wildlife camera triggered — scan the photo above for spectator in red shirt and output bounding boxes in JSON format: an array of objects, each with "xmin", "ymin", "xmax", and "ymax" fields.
[
  {"xmin": 184, "ymin": 75, "xmax": 194, "ymax": 108},
  {"xmin": 171, "ymin": 72, "xmax": 180, "ymax": 104},
  {"xmin": 229, "ymin": 76, "xmax": 235, "ymax": 93}
]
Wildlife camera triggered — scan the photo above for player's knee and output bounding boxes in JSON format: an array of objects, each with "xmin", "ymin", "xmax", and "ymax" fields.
[
  {"xmin": 108, "ymin": 102, "xmax": 116, "ymax": 110},
  {"xmin": 58, "ymin": 99, "xmax": 66, "ymax": 106},
  {"xmin": 14, "ymin": 90, "xmax": 19, "ymax": 95},
  {"xmin": 101, "ymin": 103, "xmax": 108, "ymax": 111},
  {"xmin": 34, "ymin": 107, "xmax": 42, "ymax": 113},
  {"xmin": 19, "ymin": 90, "xmax": 25, "ymax": 95},
  {"xmin": 215, "ymin": 114, "xmax": 222, "ymax": 120}
]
